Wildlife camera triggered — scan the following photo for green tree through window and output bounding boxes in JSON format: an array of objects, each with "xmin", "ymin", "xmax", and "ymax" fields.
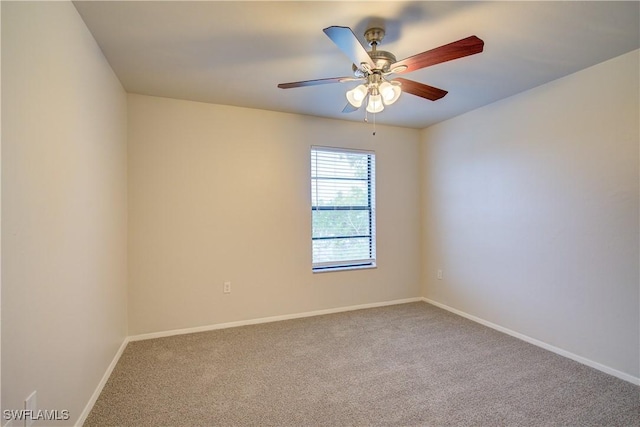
[{"xmin": 311, "ymin": 147, "xmax": 376, "ymax": 271}]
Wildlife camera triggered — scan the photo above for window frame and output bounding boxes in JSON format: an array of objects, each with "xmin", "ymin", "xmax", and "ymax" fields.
[{"xmin": 310, "ymin": 146, "xmax": 377, "ymax": 273}]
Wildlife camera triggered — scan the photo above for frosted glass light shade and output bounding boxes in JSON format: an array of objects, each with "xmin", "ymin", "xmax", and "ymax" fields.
[
  {"xmin": 366, "ymin": 94, "xmax": 384, "ymax": 113},
  {"xmin": 379, "ymin": 81, "xmax": 401, "ymax": 105},
  {"xmin": 346, "ymin": 84, "xmax": 368, "ymax": 107}
]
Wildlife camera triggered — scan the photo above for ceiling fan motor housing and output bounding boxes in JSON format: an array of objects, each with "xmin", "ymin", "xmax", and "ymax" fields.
[{"xmin": 352, "ymin": 50, "xmax": 397, "ymax": 76}]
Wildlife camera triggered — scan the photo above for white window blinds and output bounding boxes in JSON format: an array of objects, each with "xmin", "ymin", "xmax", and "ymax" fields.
[{"xmin": 311, "ymin": 146, "xmax": 376, "ymax": 271}]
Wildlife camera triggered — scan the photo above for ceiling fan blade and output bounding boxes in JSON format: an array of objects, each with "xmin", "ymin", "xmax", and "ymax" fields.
[
  {"xmin": 323, "ymin": 26, "xmax": 375, "ymax": 70},
  {"xmin": 277, "ymin": 76, "xmax": 358, "ymax": 89},
  {"xmin": 391, "ymin": 36, "xmax": 484, "ymax": 73},
  {"xmin": 395, "ymin": 78, "xmax": 448, "ymax": 101},
  {"xmin": 341, "ymin": 103, "xmax": 359, "ymax": 113}
]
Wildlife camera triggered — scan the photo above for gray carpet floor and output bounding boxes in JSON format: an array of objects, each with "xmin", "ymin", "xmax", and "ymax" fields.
[{"xmin": 85, "ymin": 302, "xmax": 639, "ymax": 426}]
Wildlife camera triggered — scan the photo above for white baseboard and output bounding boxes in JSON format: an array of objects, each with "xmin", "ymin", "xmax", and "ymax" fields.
[
  {"xmin": 80, "ymin": 295, "xmax": 637, "ymax": 425},
  {"xmin": 75, "ymin": 337, "xmax": 129, "ymax": 427},
  {"xmin": 129, "ymin": 297, "xmax": 423, "ymax": 342},
  {"xmin": 422, "ymin": 297, "xmax": 640, "ymax": 386}
]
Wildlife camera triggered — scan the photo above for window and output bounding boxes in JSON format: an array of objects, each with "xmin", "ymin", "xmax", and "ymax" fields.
[{"xmin": 311, "ymin": 146, "xmax": 376, "ymax": 272}]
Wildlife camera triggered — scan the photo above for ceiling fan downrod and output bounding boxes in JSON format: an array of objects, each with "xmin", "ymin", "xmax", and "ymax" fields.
[
  {"xmin": 364, "ymin": 27, "xmax": 385, "ymax": 47},
  {"xmin": 354, "ymin": 27, "xmax": 398, "ymax": 77}
]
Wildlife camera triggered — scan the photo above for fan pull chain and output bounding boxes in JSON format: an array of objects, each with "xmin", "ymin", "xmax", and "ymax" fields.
[
  {"xmin": 373, "ymin": 112, "xmax": 376, "ymax": 136},
  {"xmin": 363, "ymin": 110, "xmax": 376, "ymax": 136}
]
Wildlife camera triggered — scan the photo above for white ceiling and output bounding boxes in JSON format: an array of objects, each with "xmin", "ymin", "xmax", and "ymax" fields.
[{"xmin": 73, "ymin": 1, "xmax": 639, "ymax": 129}]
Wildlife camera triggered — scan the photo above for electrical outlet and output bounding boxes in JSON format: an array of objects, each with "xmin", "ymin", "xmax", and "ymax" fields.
[
  {"xmin": 437, "ymin": 269, "xmax": 443, "ymax": 280},
  {"xmin": 223, "ymin": 281, "xmax": 231, "ymax": 294},
  {"xmin": 24, "ymin": 391, "xmax": 36, "ymax": 427}
]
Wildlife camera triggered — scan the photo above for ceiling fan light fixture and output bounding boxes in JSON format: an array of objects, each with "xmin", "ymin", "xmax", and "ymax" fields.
[
  {"xmin": 366, "ymin": 93, "xmax": 384, "ymax": 113},
  {"xmin": 346, "ymin": 84, "xmax": 368, "ymax": 107},
  {"xmin": 379, "ymin": 81, "xmax": 402, "ymax": 105},
  {"xmin": 278, "ymin": 26, "xmax": 484, "ymax": 119}
]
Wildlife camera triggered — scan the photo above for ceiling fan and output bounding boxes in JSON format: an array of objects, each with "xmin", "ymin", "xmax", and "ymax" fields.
[{"xmin": 278, "ymin": 26, "xmax": 484, "ymax": 114}]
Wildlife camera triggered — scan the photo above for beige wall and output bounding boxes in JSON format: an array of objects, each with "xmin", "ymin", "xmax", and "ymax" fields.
[
  {"xmin": 1, "ymin": 1, "xmax": 128, "ymax": 424},
  {"xmin": 127, "ymin": 94, "xmax": 421, "ymax": 335},
  {"xmin": 420, "ymin": 50, "xmax": 639, "ymax": 378}
]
